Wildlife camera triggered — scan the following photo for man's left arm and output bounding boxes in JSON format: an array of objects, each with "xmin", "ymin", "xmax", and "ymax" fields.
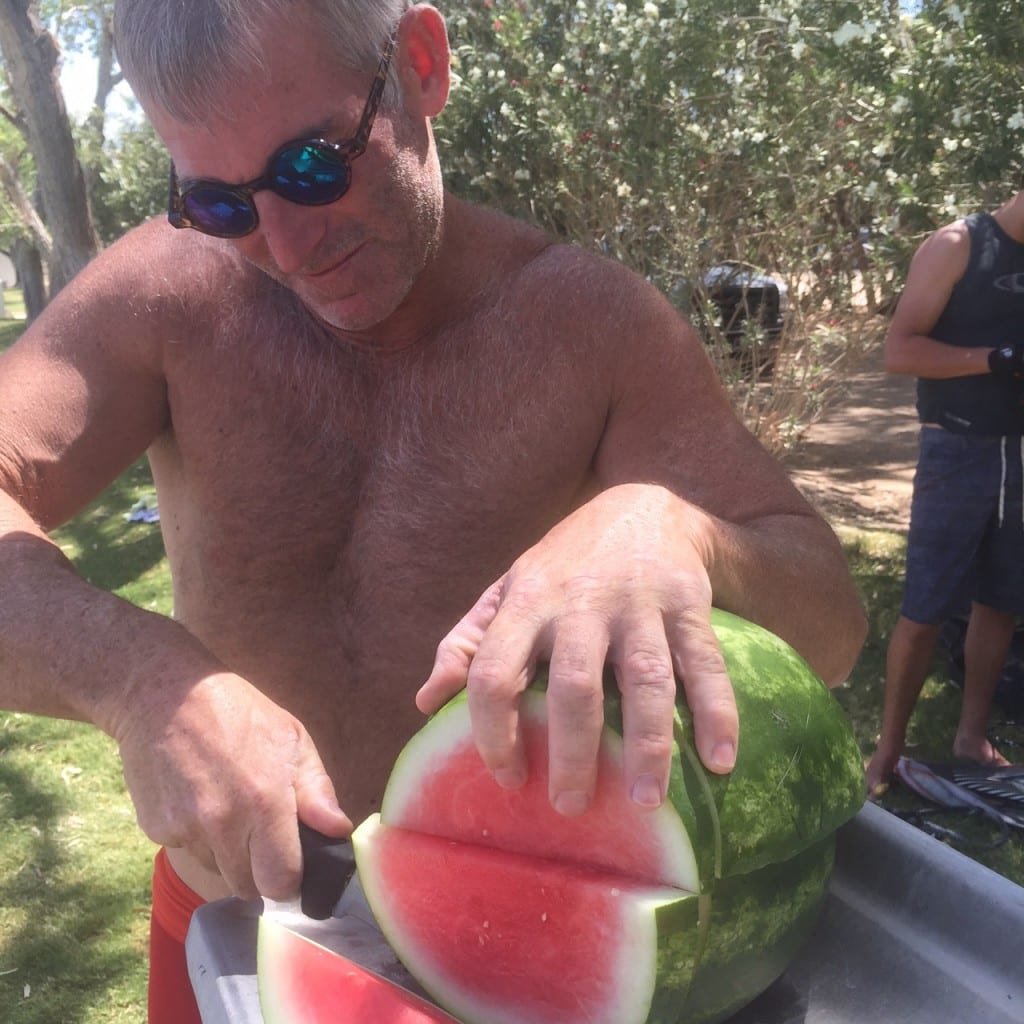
[{"xmin": 419, "ymin": 261, "xmax": 866, "ymax": 815}]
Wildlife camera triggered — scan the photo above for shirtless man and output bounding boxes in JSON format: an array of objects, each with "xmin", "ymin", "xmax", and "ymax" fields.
[{"xmin": 0, "ymin": 1, "xmax": 865, "ymax": 1020}]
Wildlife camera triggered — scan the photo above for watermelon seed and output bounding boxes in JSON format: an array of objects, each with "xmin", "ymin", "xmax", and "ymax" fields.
[{"xmin": 541, "ymin": 912, "xmax": 548, "ymax": 923}]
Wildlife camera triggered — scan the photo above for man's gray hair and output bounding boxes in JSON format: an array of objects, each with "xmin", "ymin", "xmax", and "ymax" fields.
[{"xmin": 113, "ymin": 0, "xmax": 412, "ymax": 123}]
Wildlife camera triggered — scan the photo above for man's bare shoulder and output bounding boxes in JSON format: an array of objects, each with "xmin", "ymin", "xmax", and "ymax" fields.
[
  {"xmin": 454, "ymin": 201, "xmax": 673, "ymax": 319},
  {"xmin": 448, "ymin": 202, "xmax": 688, "ymax": 339},
  {"xmin": 908, "ymin": 218, "xmax": 971, "ymax": 282},
  {"xmin": 73, "ymin": 217, "xmax": 266, "ymax": 325},
  {"xmin": 503, "ymin": 232, "xmax": 704, "ymax": 366}
]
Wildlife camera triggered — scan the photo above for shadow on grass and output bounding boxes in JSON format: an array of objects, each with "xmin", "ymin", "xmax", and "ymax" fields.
[
  {"xmin": 0, "ymin": 730, "xmax": 148, "ymax": 1024},
  {"xmin": 52, "ymin": 460, "xmax": 167, "ymax": 597}
]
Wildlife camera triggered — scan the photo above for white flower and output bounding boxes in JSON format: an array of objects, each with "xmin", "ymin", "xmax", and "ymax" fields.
[
  {"xmin": 941, "ymin": 136, "xmax": 959, "ymax": 152},
  {"xmin": 616, "ymin": 182, "xmax": 633, "ymax": 197},
  {"xmin": 1008, "ymin": 110, "xmax": 1024, "ymax": 131},
  {"xmin": 513, "ymin": 168, "xmax": 532, "ymax": 181},
  {"xmin": 833, "ymin": 21, "xmax": 863, "ymax": 46},
  {"xmin": 791, "ymin": 40, "xmax": 807, "ymax": 59},
  {"xmin": 891, "ymin": 95, "xmax": 910, "ymax": 115},
  {"xmin": 643, "ymin": 2, "xmax": 659, "ymax": 17},
  {"xmin": 551, "ymin": 62, "xmax": 566, "ymax": 76}
]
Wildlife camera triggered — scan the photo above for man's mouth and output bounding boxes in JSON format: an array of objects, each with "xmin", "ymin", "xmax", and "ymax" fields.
[{"xmin": 304, "ymin": 242, "xmax": 366, "ymax": 281}]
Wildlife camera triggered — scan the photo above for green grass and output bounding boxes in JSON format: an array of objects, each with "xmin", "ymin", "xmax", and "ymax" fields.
[
  {"xmin": 0, "ymin": 307, "xmax": 1021, "ymax": 1018},
  {"xmin": 1, "ymin": 466, "xmax": 169, "ymax": 1022},
  {"xmin": 2, "ymin": 318, "xmax": 167, "ymax": 1021},
  {"xmin": 3, "ymin": 287, "xmax": 26, "ymax": 322}
]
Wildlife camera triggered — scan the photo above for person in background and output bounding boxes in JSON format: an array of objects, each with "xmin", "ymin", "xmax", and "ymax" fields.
[
  {"xmin": 866, "ymin": 183, "xmax": 1024, "ymax": 795},
  {"xmin": 0, "ymin": 1, "xmax": 866, "ymax": 1020}
]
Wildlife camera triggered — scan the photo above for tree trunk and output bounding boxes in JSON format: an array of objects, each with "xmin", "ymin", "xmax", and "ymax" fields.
[
  {"xmin": 0, "ymin": 152, "xmax": 53, "ymax": 262},
  {"xmin": 0, "ymin": 0, "xmax": 100, "ymax": 298},
  {"xmin": 82, "ymin": 10, "xmax": 122, "ymax": 199},
  {"xmin": 12, "ymin": 236, "xmax": 46, "ymax": 322}
]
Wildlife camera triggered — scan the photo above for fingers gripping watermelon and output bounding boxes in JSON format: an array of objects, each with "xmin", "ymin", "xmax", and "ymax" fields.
[{"xmin": 352, "ymin": 609, "xmax": 865, "ymax": 1024}]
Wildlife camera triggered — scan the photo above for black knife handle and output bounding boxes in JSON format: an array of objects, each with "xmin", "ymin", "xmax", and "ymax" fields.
[{"xmin": 298, "ymin": 822, "xmax": 356, "ymax": 920}]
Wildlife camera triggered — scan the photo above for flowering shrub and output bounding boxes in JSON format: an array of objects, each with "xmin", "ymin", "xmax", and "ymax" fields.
[{"xmin": 435, "ymin": 0, "xmax": 1024, "ymax": 446}]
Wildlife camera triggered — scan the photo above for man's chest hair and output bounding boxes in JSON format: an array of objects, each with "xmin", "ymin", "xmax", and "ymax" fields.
[{"xmin": 159, "ymin": 309, "xmax": 608, "ymax": 544}]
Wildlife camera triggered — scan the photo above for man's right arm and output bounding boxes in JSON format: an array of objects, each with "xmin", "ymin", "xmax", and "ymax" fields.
[{"xmin": 0, "ymin": 224, "xmax": 349, "ymax": 899}]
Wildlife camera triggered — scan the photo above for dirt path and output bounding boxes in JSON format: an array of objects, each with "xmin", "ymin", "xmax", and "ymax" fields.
[{"xmin": 782, "ymin": 346, "xmax": 919, "ymax": 533}]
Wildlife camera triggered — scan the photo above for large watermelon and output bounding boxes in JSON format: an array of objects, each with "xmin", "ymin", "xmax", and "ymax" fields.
[{"xmin": 351, "ymin": 609, "xmax": 865, "ymax": 1024}]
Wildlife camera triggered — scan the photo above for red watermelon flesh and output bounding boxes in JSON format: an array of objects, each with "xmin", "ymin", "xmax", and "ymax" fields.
[
  {"xmin": 257, "ymin": 916, "xmax": 460, "ymax": 1023},
  {"xmin": 353, "ymin": 815, "xmax": 694, "ymax": 1024},
  {"xmin": 381, "ymin": 689, "xmax": 697, "ymax": 891}
]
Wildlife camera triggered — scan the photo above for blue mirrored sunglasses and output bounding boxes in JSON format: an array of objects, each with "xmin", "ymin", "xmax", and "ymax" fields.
[{"xmin": 167, "ymin": 33, "xmax": 395, "ymax": 239}]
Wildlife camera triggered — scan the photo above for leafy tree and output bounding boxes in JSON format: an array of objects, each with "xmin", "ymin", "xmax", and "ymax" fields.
[
  {"xmin": 0, "ymin": 0, "xmax": 98, "ymax": 299},
  {"xmin": 435, "ymin": 0, "xmax": 1024, "ymax": 446}
]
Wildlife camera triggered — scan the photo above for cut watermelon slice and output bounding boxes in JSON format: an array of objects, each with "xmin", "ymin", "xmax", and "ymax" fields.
[
  {"xmin": 352, "ymin": 815, "xmax": 697, "ymax": 1024},
  {"xmin": 257, "ymin": 916, "xmax": 460, "ymax": 1023}
]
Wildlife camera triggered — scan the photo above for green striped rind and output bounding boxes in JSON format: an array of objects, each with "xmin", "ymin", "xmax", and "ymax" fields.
[
  {"xmin": 604, "ymin": 608, "xmax": 864, "ymax": 885},
  {"xmin": 663, "ymin": 837, "xmax": 835, "ymax": 1024},
  {"xmin": 697, "ymin": 609, "xmax": 863, "ymax": 877}
]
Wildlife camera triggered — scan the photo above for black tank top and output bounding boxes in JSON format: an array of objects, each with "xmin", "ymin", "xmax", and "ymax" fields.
[{"xmin": 916, "ymin": 211, "xmax": 1024, "ymax": 436}]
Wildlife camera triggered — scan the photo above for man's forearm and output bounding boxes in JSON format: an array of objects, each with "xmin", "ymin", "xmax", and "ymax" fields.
[
  {"xmin": 0, "ymin": 490, "xmax": 220, "ymax": 737},
  {"xmin": 705, "ymin": 509, "xmax": 867, "ymax": 685},
  {"xmin": 883, "ymin": 333, "xmax": 993, "ymax": 380}
]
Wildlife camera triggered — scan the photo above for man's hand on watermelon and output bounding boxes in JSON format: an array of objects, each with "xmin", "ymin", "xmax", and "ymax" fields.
[
  {"xmin": 109, "ymin": 658, "xmax": 351, "ymax": 901},
  {"xmin": 418, "ymin": 484, "xmax": 741, "ymax": 817}
]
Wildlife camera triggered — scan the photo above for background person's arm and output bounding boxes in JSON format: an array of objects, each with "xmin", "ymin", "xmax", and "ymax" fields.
[{"xmin": 882, "ymin": 221, "xmax": 991, "ymax": 379}]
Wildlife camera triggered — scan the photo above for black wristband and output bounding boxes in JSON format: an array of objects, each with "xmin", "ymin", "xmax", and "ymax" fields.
[{"xmin": 988, "ymin": 344, "xmax": 1024, "ymax": 378}]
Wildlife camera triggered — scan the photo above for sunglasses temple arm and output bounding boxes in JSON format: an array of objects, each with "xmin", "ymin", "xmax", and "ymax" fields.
[
  {"xmin": 350, "ymin": 31, "xmax": 397, "ymax": 158},
  {"xmin": 167, "ymin": 163, "xmax": 186, "ymax": 229}
]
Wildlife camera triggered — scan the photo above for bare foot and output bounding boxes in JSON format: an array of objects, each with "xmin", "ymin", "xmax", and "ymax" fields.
[
  {"xmin": 865, "ymin": 747, "xmax": 900, "ymax": 798},
  {"xmin": 951, "ymin": 735, "xmax": 1011, "ymax": 767}
]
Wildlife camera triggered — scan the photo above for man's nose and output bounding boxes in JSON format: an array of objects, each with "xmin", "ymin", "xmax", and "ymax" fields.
[{"xmin": 252, "ymin": 191, "xmax": 325, "ymax": 275}]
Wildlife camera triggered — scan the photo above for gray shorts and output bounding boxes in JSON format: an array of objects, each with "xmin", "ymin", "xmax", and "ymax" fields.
[{"xmin": 902, "ymin": 427, "xmax": 1024, "ymax": 624}]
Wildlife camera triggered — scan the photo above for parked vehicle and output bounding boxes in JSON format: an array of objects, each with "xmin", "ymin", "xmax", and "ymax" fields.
[{"xmin": 672, "ymin": 261, "xmax": 789, "ymax": 376}]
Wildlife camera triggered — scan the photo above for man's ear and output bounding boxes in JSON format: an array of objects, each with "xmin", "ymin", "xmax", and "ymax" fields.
[{"xmin": 396, "ymin": 4, "xmax": 451, "ymax": 116}]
